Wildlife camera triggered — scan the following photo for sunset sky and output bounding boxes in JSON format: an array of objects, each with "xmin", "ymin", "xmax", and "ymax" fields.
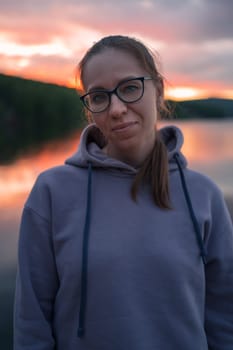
[{"xmin": 0, "ymin": 0, "xmax": 232, "ymax": 100}]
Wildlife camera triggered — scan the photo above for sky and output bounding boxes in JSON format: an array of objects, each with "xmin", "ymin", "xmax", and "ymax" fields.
[{"xmin": 0, "ymin": 0, "xmax": 233, "ymax": 100}]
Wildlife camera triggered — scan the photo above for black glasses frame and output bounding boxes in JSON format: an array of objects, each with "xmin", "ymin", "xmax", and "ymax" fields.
[{"xmin": 80, "ymin": 76, "xmax": 153, "ymax": 113}]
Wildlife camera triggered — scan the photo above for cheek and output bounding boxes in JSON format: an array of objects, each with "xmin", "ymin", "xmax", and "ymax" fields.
[
  {"xmin": 143, "ymin": 94, "xmax": 158, "ymax": 121},
  {"xmin": 93, "ymin": 115, "xmax": 108, "ymax": 134},
  {"xmin": 144, "ymin": 101, "xmax": 158, "ymax": 127}
]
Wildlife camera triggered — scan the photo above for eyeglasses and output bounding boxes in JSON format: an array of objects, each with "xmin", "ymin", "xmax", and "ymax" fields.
[{"xmin": 80, "ymin": 76, "xmax": 153, "ymax": 113}]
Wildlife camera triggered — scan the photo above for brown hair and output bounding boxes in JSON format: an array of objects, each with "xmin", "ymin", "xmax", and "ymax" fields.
[{"xmin": 77, "ymin": 35, "xmax": 171, "ymax": 209}]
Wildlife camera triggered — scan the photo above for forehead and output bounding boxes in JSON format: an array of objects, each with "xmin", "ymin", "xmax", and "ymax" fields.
[{"xmin": 82, "ymin": 48, "xmax": 147, "ymax": 90}]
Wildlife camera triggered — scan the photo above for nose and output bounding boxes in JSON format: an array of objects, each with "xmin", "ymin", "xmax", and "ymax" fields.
[{"xmin": 108, "ymin": 93, "xmax": 127, "ymax": 118}]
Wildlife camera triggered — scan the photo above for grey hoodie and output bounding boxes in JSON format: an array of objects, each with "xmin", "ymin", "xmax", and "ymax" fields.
[{"xmin": 14, "ymin": 124, "xmax": 233, "ymax": 350}]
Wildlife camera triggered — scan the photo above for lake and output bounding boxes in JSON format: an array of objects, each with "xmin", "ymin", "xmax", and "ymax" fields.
[{"xmin": 1, "ymin": 120, "xmax": 233, "ymax": 349}]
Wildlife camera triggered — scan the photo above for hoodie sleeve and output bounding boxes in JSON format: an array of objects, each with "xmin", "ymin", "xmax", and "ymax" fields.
[
  {"xmin": 204, "ymin": 186, "xmax": 233, "ymax": 349},
  {"xmin": 14, "ymin": 175, "xmax": 59, "ymax": 350}
]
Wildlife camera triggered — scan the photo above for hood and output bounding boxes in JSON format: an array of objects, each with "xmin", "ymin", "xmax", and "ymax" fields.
[{"xmin": 65, "ymin": 123, "xmax": 187, "ymax": 172}]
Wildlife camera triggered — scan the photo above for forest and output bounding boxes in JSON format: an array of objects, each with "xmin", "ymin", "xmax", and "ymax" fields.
[
  {"xmin": 0, "ymin": 74, "xmax": 86, "ymax": 163},
  {"xmin": 1, "ymin": 73, "xmax": 233, "ymax": 164}
]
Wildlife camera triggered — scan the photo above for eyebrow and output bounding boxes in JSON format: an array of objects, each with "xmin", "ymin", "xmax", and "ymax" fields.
[{"xmin": 87, "ymin": 75, "xmax": 139, "ymax": 93}]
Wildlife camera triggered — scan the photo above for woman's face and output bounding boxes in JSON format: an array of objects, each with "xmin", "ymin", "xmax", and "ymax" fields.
[{"xmin": 82, "ymin": 48, "xmax": 159, "ymax": 166}]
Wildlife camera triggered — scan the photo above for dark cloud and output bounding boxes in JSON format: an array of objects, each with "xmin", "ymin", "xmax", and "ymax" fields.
[
  {"xmin": 176, "ymin": 0, "xmax": 233, "ymax": 42},
  {"xmin": 161, "ymin": 35, "xmax": 233, "ymax": 82},
  {"xmin": 0, "ymin": 0, "xmax": 52, "ymax": 14},
  {"xmin": 0, "ymin": 0, "xmax": 232, "ymax": 44},
  {"xmin": 56, "ymin": 0, "xmax": 233, "ymax": 43}
]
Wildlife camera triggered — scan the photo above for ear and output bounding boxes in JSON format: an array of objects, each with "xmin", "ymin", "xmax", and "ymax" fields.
[{"xmin": 155, "ymin": 75, "xmax": 164, "ymax": 111}]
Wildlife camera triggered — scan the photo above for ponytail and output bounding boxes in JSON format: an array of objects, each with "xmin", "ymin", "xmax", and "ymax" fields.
[{"xmin": 131, "ymin": 134, "xmax": 171, "ymax": 209}]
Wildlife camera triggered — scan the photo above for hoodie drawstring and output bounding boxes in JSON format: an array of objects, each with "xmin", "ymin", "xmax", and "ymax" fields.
[
  {"xmin": 77, "ymin": 162, "xmax": 92, "ymax": 337},
  {"xmin": 174, "ymin": 153, "xmax": 207, "ymax": 265},
  {"xmin": 77, "ymin": 156, "xmax": 207, "ymax": 338}
]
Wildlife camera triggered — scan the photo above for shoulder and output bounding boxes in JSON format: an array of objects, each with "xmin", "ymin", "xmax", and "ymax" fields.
[
  {"xmin": 183, "ymin": 168, "xmax": 223, "ymax": 196},
  {"xmin": 25, "ymin": 164, "xmax": 88, "ymax": 216},
  {"xmin": 171, "ymin": 165, "xmax": 227, "ymax": 210},
  {"xmin": 37, "ymin": 164, "xmax": 86, "ymax": 181},
  {"xmin": 32, "ymin": 164, "xmax": 88, "ymax": 192},
  {"xmin": 181, "ymin": 168, "xmax": 231, "ymax": 218}
]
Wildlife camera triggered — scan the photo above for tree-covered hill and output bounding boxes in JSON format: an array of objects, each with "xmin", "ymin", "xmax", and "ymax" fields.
[
  {"xmin": 168, "ymin": 98, "xmax": 233, "ymax": 120},
  {"xmin": 0, "ymin": 73, "xmax": 233, "ymax": 163},
  {"xmin": 0, "ymin": 73, "xmax": 86, "ymax": 163}
]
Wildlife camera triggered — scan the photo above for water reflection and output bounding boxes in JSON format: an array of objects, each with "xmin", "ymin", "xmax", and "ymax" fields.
[
  {"xmin": 0, "ymin": 131, "xmax": 80, "ymax": 204},
  {"xmin": 0, "ymin": 121, "xmax": 232, "ymax": 210},
  {"xmin": 173, "ymin": 120, "xmax": 233, "ymax": 164}
]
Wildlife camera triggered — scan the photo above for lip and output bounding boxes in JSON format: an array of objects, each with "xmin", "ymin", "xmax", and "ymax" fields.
[{"xmin": 112, "ymin": 121, "xmax": 138, "ymax": 132}]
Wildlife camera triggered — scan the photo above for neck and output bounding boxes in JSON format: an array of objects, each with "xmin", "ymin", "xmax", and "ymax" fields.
[{"xmin": 103, "ymin": 137, "xmax": 155, "ymax": 168}]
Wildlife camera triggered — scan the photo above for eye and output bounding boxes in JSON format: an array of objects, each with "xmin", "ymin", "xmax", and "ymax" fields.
[
  {"xmin": 89, "ymin": 92, "xmax": 108, "ymax": 105},
  {"xmin": 119, "ymin": 80, "xmax": 141, "ymax": 95}
]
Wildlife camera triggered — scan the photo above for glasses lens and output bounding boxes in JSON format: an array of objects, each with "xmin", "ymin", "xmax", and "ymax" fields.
[
  {"xmin": 84, "ymin": 92, "xmax": 109, "ymax": 113},
  {"xmin": 117, "ymin": 79, "xmax": 143, "ymax": 103}
]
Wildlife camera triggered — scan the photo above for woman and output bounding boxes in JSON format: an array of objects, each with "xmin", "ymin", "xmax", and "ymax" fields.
[{"xmin": 14, "ymin": 35, "xmax": 233, "ymax": 349}]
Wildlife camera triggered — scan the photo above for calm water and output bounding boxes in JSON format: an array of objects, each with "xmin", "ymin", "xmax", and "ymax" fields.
[{"xmin": 1, "ymin": 120, "xmax": 233, "ymax": 349}]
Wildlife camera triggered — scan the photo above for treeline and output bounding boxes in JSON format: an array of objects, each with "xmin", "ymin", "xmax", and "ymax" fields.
[
  {"xmin": 167, "ymin": 98, "xmax": 233, "ymax": 120},
  {"xmin": 1, "ymin": 73, "xmax": 233, "ymax": 164},
  {"xmin": 0, "ymin": 74, "xmax": 86, "ymax": 163}
]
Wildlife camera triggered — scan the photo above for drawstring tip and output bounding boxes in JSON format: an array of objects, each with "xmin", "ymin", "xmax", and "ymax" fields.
[
  {"xmin": 201, "ymin": 251, "xmax": 207, "ymax": 265},
  {"xmin": 202, "ymin": 256, "xmax": 207, "ymax": 265},
  {"xmin": 77, "ymin": 327, "xmax": 85, "ymax": 338}
]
